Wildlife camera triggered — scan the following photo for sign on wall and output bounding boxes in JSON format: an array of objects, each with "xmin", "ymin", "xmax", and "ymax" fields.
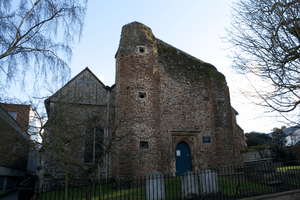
[{"xmin": 203, "ymin": 136, "xmax": 211, "ymax": 143}]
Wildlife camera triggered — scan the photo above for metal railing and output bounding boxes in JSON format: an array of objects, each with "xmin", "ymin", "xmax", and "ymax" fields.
[
  {"xmin": 26, "ymin": 159, "xmax": 300, "ymax": 200},
  {"xmin": 19, "ymin": 175, "xmax": 38, "ymax": 200}
]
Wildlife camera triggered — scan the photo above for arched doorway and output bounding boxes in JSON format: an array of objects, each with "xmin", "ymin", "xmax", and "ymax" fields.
[{"xmin": 175, "ymin": 142, "xmax": 192, "ymax": 176}]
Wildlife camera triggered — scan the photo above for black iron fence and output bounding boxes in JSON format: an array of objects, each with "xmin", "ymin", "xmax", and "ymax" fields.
[{"xmin": 21, "ymin": 159, "xmax": 300, "ymax": 200}]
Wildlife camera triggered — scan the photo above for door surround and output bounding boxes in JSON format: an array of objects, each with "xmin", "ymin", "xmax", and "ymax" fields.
[{"xmin": 171, "ymin": 131, "xmax": 198, "ymax": 174}]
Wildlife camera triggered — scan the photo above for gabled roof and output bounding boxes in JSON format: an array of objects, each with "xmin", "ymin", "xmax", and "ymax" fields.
[
  {"xmin": 46, "ymin": 67, "xmax": 105, "ymax": 101},
  {"xmin": 267, "ymin": 125, "xmax": 300, "ymax": 137},
  {"xmin": 45, "ymin": 67, "xmax": 106, "ymax": 114},
  {"xmin": 283, "ymin": 125, "xmax": 300, "ymax": 135}
]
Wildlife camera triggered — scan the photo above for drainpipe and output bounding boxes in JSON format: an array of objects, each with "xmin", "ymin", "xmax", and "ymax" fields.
[{"xmin": 103, "ymin": 85, "xmax": 111, "ymax": 182}]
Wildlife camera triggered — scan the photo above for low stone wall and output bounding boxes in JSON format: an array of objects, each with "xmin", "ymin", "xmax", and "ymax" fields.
[{"xmin": 242, "ymin": 146, "xmax": 272, "ymax": 161}]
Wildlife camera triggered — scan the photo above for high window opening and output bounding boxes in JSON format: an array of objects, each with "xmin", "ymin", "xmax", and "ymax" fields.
[{"xmin": 136, "ymin": 46, "xmax": 147, "ymax": 55}]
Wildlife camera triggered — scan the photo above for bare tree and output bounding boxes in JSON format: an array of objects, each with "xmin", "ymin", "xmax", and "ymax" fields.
[
  {"xmin": 37, "ymin": 92, "xmax": 152, "ymax": 199},
  {"xmin": 224, "ymin": 0, "xmax": 300, "ymax": 123},
  {"xmin": 0, "ymin": 0, "xmax": 87, "ymax": 90}
]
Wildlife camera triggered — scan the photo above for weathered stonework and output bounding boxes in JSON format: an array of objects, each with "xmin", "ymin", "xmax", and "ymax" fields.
[
  {"xmin": 111, "ymin": 22, "xmax": 245, "ymax": 178},
  {"xmin": 40, "ymin": 69, "xmax": 115, "ymax": 185},
  {"xmin": 41, "ymin": 22, "xmax": 245, "ymax": 184}
]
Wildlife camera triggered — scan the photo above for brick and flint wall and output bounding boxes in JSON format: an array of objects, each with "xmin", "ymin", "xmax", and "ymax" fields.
[
  {"xmin": 111, "ymin": 22, "xmax": 245, "ymax": 178},
  {"xmin": 42, "ymin": 22, "xmax": 245, "ymax": 184}
]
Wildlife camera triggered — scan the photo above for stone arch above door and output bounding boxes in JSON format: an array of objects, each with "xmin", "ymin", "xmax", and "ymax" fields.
[{"xmin": 170, "ymin": 131, "xmax": 199, "ymax": 174}]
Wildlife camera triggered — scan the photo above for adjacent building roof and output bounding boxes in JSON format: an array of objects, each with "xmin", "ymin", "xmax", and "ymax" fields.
[{"xmin": 0, "ymin": 104, "xmax": 30, "ymax": 138}]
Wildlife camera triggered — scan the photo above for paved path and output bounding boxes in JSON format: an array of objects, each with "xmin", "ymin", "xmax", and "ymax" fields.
[{"xmin": 0, "ymin": 191, "xmax": 18, "ymax": 200}]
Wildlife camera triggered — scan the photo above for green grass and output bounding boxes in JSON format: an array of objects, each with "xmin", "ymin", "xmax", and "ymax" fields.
[
  {"xmin": 277, "ymin": 166, "xmax": 300, "ymax": 170},
  {"xmin": 165, "ymin": 177, "xmax": 181, "ymax": 199},
  {"xmin": 36, "ymin": 175, "xmax": 279, "ymax": 199},
  {"xmin": 37, "ymin": 183, "xmax": 146, "ymax": 200},
  {"xmin": 218, "ymin": 177, "xmax": 275, "ymax": 197}
]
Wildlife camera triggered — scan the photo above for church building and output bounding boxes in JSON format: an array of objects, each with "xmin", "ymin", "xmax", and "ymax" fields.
[{"xmin": 40, "ymin": 22, "xmax": 246, "ymax": 184}]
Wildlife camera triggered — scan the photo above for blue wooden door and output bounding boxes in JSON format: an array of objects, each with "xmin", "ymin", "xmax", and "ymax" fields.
[{"xmin": 175, "ymin": 142, "xmax": 192, "ymax": 176}]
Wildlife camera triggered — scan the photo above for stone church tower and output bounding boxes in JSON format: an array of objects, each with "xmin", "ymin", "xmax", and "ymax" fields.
[
  {"xmin": 110, "ymin": 22, "xmax": 245, "ymax": 178},
  {"xmin": 112, "ymin": 22, "xmax": 163, "ymax": 178},
  {"xmin": 40, "ymin": 22, "xmax": 245, "ymax": 184}
]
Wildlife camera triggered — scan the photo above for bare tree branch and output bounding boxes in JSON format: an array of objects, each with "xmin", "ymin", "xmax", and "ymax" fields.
[
  {"xmin": 224, "ymin": 0, "xmax": 300, "ymax": 124},
  {"xmin": 0, "ymin": 0, "xmax": 88, "ymax": 91}
]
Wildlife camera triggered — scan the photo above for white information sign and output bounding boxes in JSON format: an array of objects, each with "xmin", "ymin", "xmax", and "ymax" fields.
[{"xmin": 176, "ymin": 150, "xmax": 181, "ymax": 156}]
